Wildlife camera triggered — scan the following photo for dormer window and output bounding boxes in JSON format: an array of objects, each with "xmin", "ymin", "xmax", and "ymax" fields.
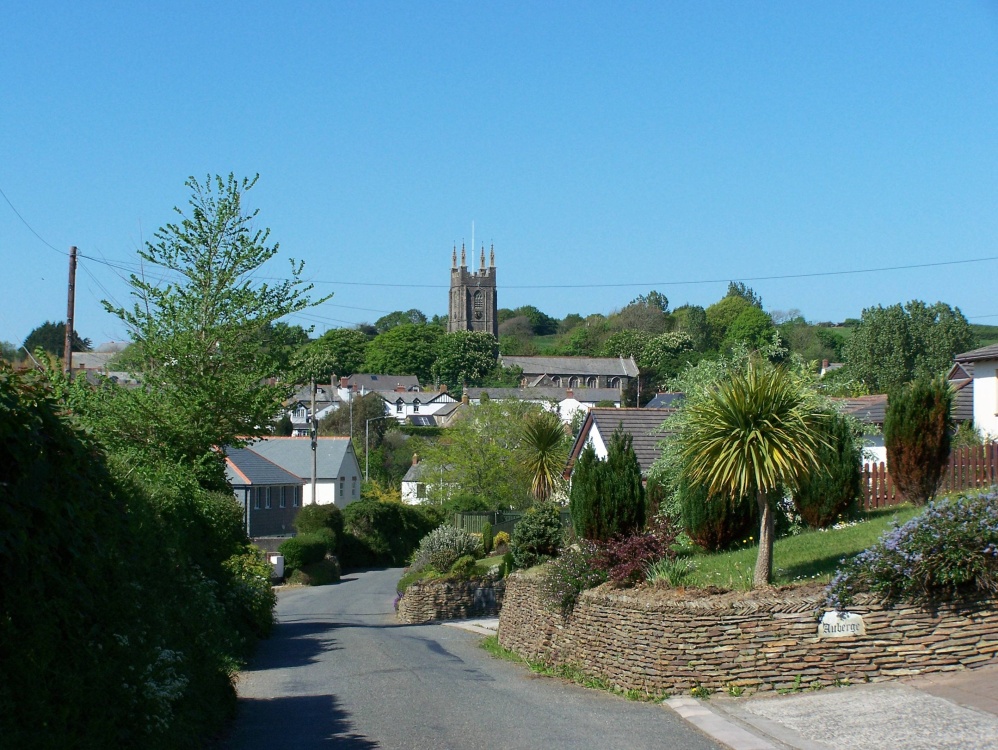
[
  {"xmin": 396, "ymin": 399, "xmax": 404, "ymax": 413},
  {"xmin": 413, "ymin": 399, "xmax": 420, "ymax": 413}
]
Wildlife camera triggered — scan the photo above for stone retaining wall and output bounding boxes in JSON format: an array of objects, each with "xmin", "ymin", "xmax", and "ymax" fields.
[
  {"xmin": 397, "ymin": 578, "xmax": 505, "ymax": 624},
  {"xmin": 498, "ymin": 574, "xmax": 998, "ymax": 694}
]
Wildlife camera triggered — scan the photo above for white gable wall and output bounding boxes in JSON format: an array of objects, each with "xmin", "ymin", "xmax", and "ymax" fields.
[{"xmin": 972, "ymin": 357, "xmax": 998, "ymax": 439}]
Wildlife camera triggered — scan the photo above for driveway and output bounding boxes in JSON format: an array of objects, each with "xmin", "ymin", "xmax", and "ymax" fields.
[{"xmin": 222, "ymin": 567, "xmax": 721, "ymax": 750}]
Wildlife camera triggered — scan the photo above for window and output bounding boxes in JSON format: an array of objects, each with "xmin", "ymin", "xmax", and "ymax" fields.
[
  {"xmin": 352, "ymin": 476, "xmax": 357, "ymax": 496},
  {"xmin": 413, "ymin": 399, "xmax": 420, "ymax": 413},
  {"xmin": 265, "ymin": 487, "xmax": 272, "ymax": 509},
  {"xmin": 396, "ymin": 399, "xmax": 404, "ymax": 413},
  {"xmin": 339, "ymin": 476, "xmax": 345, "ymax": 496},
  {"xmin": 293, "ymin": 486, "xmax": 300, "ymax": 507},
  {"xmin": 609, "ymin": 377, "xmax": 620, "ymax": 388},
  {"xmin": 473, "ymin": 290, "xmax": 484, "ymax": 320},
  {"xmin": 587, "ymin": 376, "xmax": 597, "ymax": 388},
  {"xmin": 280, "ymin": 486, "xmax": 286, "ymax": 508},
  {"xmin": 552, "ymin": 376, "xmax": 561, "ymax": 387},
  {"xmin": 416, "ymin": 483, "xmax": 427, "ymax": 499},
  {"xmin": 253, "ymin": 488, "xmax": 261, "ymax": 510},
  {"xmin": 569, "ymin": 377, "xmax": 580, "ymax": 388}
]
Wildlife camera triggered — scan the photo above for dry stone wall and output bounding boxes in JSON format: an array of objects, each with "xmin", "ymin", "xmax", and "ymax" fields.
[
  {"xmin": 397, "ymin": 578, "xmax": 505, "ymax": 624},
  {"xmin": 498, "ymin": 573, "xmax": 998, "ymax": 694}
]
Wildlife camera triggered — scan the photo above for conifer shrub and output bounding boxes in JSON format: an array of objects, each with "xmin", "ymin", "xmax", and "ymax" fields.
[
  {"xmin": 569, "ymin": 428, "xmax": 645, "ymax": 542},
  {"xmin": 511, "ymin": 502, "xmax": 564, "ymax": 569},
  {"xmin": 482, "ymin": 522, "xmax": 494, "ymax": 555},
  {"xmin": 678, "ymin": 479, "xmax": 756, "ymax": 551},
  {"xmin": 884, "ymin": 376, "xmax": 953, "ymax": 505},
  {"xmin": 793, "ymin": 411, "xmax": 861, "ymax": 528}
]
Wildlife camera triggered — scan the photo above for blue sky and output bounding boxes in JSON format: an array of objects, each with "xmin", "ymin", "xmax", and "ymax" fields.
[{"xmin": 2, "ymin": 2, "xmax": 997, "ymax": 347}]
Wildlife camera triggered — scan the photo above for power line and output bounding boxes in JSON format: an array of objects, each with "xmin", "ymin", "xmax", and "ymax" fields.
[{"xmin": 0, "ymin": 184, "xmax": 67, "ymax": 256}]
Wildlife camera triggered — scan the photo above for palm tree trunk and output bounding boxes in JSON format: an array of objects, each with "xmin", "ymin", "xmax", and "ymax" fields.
[{"xmin": 753, "ymin": 489, "xmax": 775, "ymax": 588}]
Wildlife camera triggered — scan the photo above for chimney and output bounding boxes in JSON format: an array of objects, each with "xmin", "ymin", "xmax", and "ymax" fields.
[
  {"xmin": 412, "ymin": 453, "xmax": 419, "ymax": 466},
  {"xmin": 340, "ymin": 376, "xmax": 348, "ymax": 388},
  {"xmin": 821, "ymin": 359, "xmax": 830, "ymax": 371},
  {"xmin": 439, "ymin": 383, "xmax": 447, "ymax": 393},
  {"xmin": 462, "ymin": 393, "xmax": 470, "ymax": 405},
  {"xmin": 395, "ymin": 384, "xmax": 406, "ymax": 393},
  {"xmin": 566, "ymin": 388, "xmax": 574, "ymax": 399}
]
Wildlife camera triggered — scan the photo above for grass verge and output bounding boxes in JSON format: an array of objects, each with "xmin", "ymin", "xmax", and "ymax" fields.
[
  {"xmin": 683, "ymin": 504, "xmax": 923, "ymax": 590},
  {"xmin": 479, "ymin": 635, "xmax": 668, "ymax": 702}
]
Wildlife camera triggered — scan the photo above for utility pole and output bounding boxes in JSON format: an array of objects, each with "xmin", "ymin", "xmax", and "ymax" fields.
[
  {"xmin": 310, "ymin": 376, "xmax": 317, "ymax": 504},
  {"xmin": 64, "ymin": 246, "xmax": 77, "ymax": 373}
]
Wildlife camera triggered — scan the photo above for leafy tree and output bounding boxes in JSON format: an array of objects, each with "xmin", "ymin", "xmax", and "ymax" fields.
[
  {"xmin": 726, "ymin": 281, "xmax": 763, "ymax": 308},
  {"xmin": 374, "ymin": 309, "xmax": 427, "ymax": 333},
  {"xmin": 305, "ymin": 327, "xmax": 369, "ymax": 380},
  {"xmin": 363, "ymin": 323, "xmax": 443, "ymax": 384},
  {"xmin": 792, "ymin": 411, "xmax": 862, "ymax": 527},
  {"xmin": 884, "ymin": 377, "xmax": 952, "ymax": 505},
  {"xmin": 22, "ymin": 320, "xmax": 91, "ymax": 357},
  {"xmin": 844, "ymin": 301, "xmax": 974, "ymax": 392},
  {"xmin": 630, "ymin": 290, "xmax": 669, "ymax": 313},
  {"xmin": 640, "ymin": 331, "xmax": 697, "ymax": 386},
  {"xmin": 600, "ymin": 329, "xmax": 652, "ymax": 361},
  {"xmin": 431, "ymin": 330, "xmax": 500, "ymax": 391},
  {"xmin": 0, "ymin": 341, "xmax": 18, "ymax": 363},
  {"xmin": 510, "ymin": 305, "xmax": 558, "ymax": 335},
  {"xmin": 678, "ymin": 360, "xmax": 826, "ymax": 587},
  {"xmin": 419, "ymin": 399, "xmax": 540, "ymax": 509},
  {"xmin": 522, "ymin": 411, "xmax": 569, "ymax": 501},
  {"xmin": 569, "ymin": 428, "xmax": 645, "ymax": 542},
  {"xmin": 558, "ymin": 313, "xmax": 585, "ymax": 334},
  {"xmin": 724, "ymin": 306, "xmax": 776, "ymax": 350},
  {"xmin": 672, "ymin": 304, "xmax": 710, "ymax": 352},
  {"xmin": 566, "ymin": 315, "xmax": 610, "ymax": 356},
  {"xmin": 607, "ymin": 301, "xmax": 671, "ymax": 335},
  {"xmin": 318, "ymin": 391, "xmax": 388, "ymax": 447},
  {"xmin": 100, "ymin": 173, "xmax": 325, "ymax": 489},
  {"xmin": 705, "ymin": 295, "xmax": 753, "ymax": 346}
]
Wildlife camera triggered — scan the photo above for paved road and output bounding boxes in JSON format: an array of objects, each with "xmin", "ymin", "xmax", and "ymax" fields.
[{"xmin": 223, "ymin": 568, "xmax": 721, "ymax": 750}]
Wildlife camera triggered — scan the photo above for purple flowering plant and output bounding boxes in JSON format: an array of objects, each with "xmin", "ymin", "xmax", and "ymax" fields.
[
  {"xmin": 826, "ymin": 491, "xmax": 998, "ymax": 611},
  {"xmin": 538, "ymin": 539, "xmax": 608, "ymax": 614}
]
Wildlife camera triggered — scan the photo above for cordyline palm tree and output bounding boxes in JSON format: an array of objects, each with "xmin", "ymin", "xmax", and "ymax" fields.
[
  {"xmin": 522, "ymin": 411, "xmax": 568, "ymax": 502},
  {"xmin": 679, "ymin": 361, "xmax": 826, "ymax": 587}
]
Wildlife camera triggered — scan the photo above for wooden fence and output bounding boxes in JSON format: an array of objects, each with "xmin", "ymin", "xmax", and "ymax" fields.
[
  {"xmin": 862, "ymin": 444, "xmax": 998, "ymax": 510},
  {"xmin": 452, "ymin": 510, "xmax": 573, "ymax": 537}
]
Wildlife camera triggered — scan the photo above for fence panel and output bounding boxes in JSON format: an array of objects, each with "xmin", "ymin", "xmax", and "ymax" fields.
[{"xmin": 863, "ymin": 445, "xmax": 998, "ymax": 510}]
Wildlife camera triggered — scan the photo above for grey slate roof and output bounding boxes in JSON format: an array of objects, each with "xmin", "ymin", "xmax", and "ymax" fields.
[
  {"xmin": 956, "ymin": 344, "xmax": 998, "ymax": 363},
  {"xmin": 645, "ymin": 392, "xmax": 685, "ymax": 408},
  {"xmin": 500, "ymin": 355, "xmax": 639, "ymax": 378},
  {"xmin": 566, "ymin": 407, "xmax": 677, "ymax": 477},
  {"xmin": 244, "ymin": 436, "xmax": 356, "ymax": 480},
  {"xmin": 465, "ymin": 387, "xmax": 622, "ymax": 403},
  {"xmin": 347, "ymin": 373, "xmax": 422, "ymax": 391},
  {"xmin": 225, "ymin": 446, "xmax": 303, "ymax": 487},
  {"xmin": 71, "ymin": 352, "xmax": 118, "ymax": 370},
  {"xmin": 831, "ymin": 395, "xmax": 888, "ymax": 426}
]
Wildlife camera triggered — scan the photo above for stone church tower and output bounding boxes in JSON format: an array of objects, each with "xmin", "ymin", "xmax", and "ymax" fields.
[{"xmin": 448, "ymin": 242, "xmax": 498, "ymax": 337}]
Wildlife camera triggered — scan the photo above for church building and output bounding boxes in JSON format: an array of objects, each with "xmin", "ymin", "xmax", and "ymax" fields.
[{"xmin": 448, "ymin": 243, "xmax": 498, "ymax": 337}]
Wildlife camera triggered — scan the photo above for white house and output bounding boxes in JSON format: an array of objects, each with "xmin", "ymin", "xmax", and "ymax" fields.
[
  {"xmin": 953, "ymin": 344, "xmax": 998, "ymax": 438},
  {"xmin": 243, "ymin": 436, "xmax": 363, "ymax": 507},
  {"xmin": 564, "ymin": 407, "xmax": 677, "ymax": 480},
  {"xmin": 374, "ymin": 388, "xmax": 458, "ymax": 423}
]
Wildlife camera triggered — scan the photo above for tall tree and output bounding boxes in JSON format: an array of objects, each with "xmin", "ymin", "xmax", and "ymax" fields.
[
  {"xmin": 305, "ymin": 327, "xmax": 369, "ymax": 380},
  {"xmin": 431, "ymin": 330, "xmax": 500, "ymax": 391},
  {"xmin": 569, "ymin": 427, "xmax": 645, "ymax": 541},
  {"xmin": 884, "ymin": 377, "xmax": 952, "ymax": 505},
  {"xmin": 845, "ymin": 300, "xmax": 974, "ymax": 392},
  {"xmin": 374, "ymin": 309, "xmax": 427, "ymax": 333},
  {"xmin": 363, "ymin": 323, "xmax": 443, "ymax": 384},
  {"xmin": 678, "ymin": 361, "xmax": 826, "ymax": 587},
  {"xmin": 99, "ymin": 173, "xmax": 327, "ymax": 489},
  {"xmin": 22, "ymin": 321, "xmax": 91, "ymax": 357}
]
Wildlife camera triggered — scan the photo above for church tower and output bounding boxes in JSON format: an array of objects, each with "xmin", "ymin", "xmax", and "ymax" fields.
[{"xmin": 448, "ymin": 242, "xmax": 498, "ymax": 337}]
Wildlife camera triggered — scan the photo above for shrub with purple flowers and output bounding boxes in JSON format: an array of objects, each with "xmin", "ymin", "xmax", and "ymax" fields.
[
  {"xmin": 826, "ymin": 492, "xmax": 998, "ymax": 610},
  {"xmin": 538, "ymin": 539, "xmax": 607, "ymax": 614}
]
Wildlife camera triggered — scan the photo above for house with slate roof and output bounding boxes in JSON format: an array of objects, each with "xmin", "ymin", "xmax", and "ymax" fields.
[
  {"xmin": 564, "ymin": 407, "xmax": 677, "ymax": 481},
  {"xmin": 226, "ymin": 446, "xmax": 304, "ymax": 537},
  {"xmin": 243, "ymin": 436, "xmax": 362, "ymax": 508},
  {"xmin": 952, "ymin": 344, "xmax": 998, "ymax": 438},
  {"xmin": 499, "ymin": 355, "xmax": 639, "ymax": 392}
]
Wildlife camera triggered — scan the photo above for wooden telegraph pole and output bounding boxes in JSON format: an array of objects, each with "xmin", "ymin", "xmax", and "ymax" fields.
[{"xmin": 64, "ymin": 246, "xmax": 78, "ymax": 373}]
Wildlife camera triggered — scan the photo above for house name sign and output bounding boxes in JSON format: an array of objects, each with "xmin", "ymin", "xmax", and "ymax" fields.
[{"xmin": 818, "ymin": 611, "xmax": 866, "ymax": 639}]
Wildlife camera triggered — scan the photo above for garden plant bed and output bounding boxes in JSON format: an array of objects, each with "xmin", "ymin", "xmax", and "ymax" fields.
[{"xmin": 498, "ymin": 573, "xmax": 998, "ymax": 696}]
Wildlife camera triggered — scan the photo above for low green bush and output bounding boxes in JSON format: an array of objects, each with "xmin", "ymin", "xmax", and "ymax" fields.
[
  {"xmin": 826, "ymin": 492, "xmax": 998, "ymax": 610},
  {"xmin": 287, "ymin": 558, "xmax": 341, "ymax": 586},
  {"xmin": 410, "ymin": 525, "xmax": 482, "ymax": 573},
  {"xmin": 449, "ymin": 554, "xmax": 477, "ymax": 579},
  {"xmin": 294, "ymin": 503, "xmax": 344, "ymax": 544},
  {"xmin": 679, "ymin": 479, "xmax": 756, "ymax": 551},
  {"xmin": 340, "ymin": 499, "xmax": 440, "ymax": 567},
  {"xmin": 511, "ymin": 503, "xmax": 563, "ymax": 569},
  {"xmin": 279, "ymin": 533, "xmax": 328, "ymax": 573},
  {"xmin": 538, "ymin": 540, "xmax": 607, "ymax": 613}
]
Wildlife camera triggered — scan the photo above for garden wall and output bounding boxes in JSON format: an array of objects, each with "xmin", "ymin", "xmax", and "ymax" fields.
[
  {"xmin": 498, "ymin": 574, "xmax": 998, "ymax": 694},
  {"xmin": 397, "ymin": 579, "xmax": 505, "ymax": 624}
]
